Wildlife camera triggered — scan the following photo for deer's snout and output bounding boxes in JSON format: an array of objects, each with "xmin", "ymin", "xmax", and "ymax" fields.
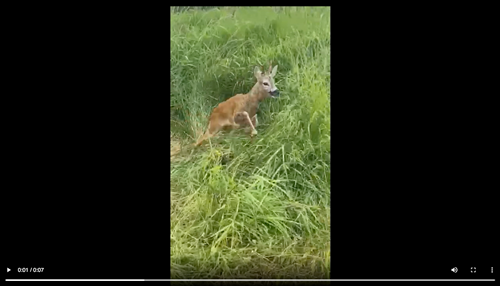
[{"xmin": 270, "ymin": 90, "xmax": 280, "ymax": 97}]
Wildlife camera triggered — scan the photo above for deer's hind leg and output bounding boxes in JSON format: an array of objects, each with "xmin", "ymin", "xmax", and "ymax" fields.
[
  {"xmin": 194, "ymin": 116, "xmax": 239, "ymax": 147},
  {"xmin": 195, "ymin": 121, "xmax": 221, "ymax": 147}
]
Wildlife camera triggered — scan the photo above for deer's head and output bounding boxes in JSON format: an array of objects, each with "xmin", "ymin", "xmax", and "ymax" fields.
[{"xmin": 254, "ymin": 63, "xmax": 280, "ymax": 98}]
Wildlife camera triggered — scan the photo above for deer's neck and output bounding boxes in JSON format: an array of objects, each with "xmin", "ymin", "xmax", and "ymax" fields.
[{"xmin": 248, "ymin": 82, "xmax": 267, "ymax": 102}]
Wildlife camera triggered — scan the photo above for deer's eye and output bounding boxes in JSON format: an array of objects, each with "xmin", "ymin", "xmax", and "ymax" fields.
[{"xmin": 263, "ymin": 82, "xmax": 269, "ymax": 86}]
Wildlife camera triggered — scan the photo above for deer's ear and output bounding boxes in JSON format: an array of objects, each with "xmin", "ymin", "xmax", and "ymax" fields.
[
  {"xmin": 254, "ymin": 66, "xmax": 262, "ymax": 78},
  {"xmin": 271, "ymin": 65, "xmax": 278, "ymax": 77}
]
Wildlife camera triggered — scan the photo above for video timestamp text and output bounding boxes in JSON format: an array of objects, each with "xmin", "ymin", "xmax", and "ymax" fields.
[{"xmin": 18, "ymin": 267, "xmax": 44, "ymax": 273}]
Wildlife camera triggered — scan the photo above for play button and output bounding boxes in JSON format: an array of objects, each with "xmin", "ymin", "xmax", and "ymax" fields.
[{"xmin": 7, "ymin": 268, "xmax": 10, "ymax": 272}]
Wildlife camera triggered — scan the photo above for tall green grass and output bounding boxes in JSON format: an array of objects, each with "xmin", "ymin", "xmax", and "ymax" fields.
[{"xmin": 171, "ymin": 7, "xmax": 330, "ymax": 279}]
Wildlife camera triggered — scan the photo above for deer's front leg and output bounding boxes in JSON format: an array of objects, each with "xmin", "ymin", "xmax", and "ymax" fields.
[
  {"xmin": 235, "ymin": 111, "xmax": 257, "ymax": 136},
  {"xmin": 251, "ymin": 114, "xmax": 258, "ymax": 128}
]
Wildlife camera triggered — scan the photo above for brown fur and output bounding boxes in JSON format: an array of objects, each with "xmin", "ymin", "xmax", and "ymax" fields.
[{"xmin": 194, "ymin": 64, "xmax": 278, "ymax": 147}]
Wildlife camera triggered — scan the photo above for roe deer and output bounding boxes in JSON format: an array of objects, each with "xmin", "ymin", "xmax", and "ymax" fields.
[{"xmin": 194, "ymin": 63, "xmax": 280, "ymax": 147}]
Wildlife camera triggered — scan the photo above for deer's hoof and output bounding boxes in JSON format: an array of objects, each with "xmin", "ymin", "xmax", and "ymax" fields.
[{"xmin": 251, "ymin": 129, "xmax": 258, "ymax": 136}]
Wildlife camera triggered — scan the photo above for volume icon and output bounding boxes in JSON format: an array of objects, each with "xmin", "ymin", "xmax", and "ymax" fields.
[{"xmin": 452, "ymin": 267, "xmax": 458, "ymax": 273}]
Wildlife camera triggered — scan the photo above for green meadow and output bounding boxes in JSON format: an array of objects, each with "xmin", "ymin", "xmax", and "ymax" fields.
[{"xmin": 170, "ymin": 7, "xmax": 330, "ymax": 278}]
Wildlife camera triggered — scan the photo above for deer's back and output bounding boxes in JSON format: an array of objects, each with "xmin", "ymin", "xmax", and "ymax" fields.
[{"xmin": 211, "ymin": 93, "xmax": 254, "ymax": 118}]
